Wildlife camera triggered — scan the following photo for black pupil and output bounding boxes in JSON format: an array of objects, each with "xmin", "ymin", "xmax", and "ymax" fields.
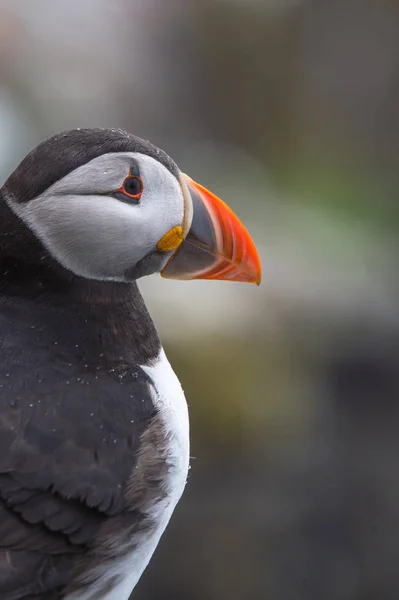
[{"xmin": 124, "ymin": 177, "xmax": 141, "ymax": 196}]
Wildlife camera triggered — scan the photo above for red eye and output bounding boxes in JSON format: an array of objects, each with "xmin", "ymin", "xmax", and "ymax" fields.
[
  {"xmin": 123, "ymin": 176, "xmax": 142, "ymax": 198},
  {"xmin": 114, "ymin": 175, "xmax": 143, "ymax": 203}
]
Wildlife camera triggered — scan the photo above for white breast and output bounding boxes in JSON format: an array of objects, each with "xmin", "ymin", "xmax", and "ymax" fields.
[{"xmin": 66, "ymin": 348, "xmax": 190, "ymax": 600}]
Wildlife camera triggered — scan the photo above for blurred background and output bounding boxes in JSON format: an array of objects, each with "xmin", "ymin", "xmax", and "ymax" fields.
[{"xmin": 0, "ymin": 0, "xmax": 399, "ymax": 598}]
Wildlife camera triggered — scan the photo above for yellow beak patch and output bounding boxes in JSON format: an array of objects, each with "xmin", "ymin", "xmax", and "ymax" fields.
[{"xmin": 157, "ymin": 225, "xmax": 184, "ymax": 253}]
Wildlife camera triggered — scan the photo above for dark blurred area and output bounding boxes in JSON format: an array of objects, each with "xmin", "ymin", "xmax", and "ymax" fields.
[{"xmin": 1, "ymin": 1, "xmax": 398, "ymax": 598}]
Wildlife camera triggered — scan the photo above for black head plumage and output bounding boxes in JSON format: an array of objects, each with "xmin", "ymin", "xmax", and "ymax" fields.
[{"xmin": 2, "ymin": 128, "xmax": 179, "ymax": 204}]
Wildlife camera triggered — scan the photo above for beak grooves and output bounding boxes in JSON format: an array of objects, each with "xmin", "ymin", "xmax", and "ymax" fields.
[{"xmin": 161, "ymin": 175, "xmax": 261, "ymax": 285}]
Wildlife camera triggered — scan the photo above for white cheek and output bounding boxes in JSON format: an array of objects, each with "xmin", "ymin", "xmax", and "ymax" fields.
[
  {"xmin": 9, "ymin": 195, "xmax": 167, "ymax": 281},
  {"xmin": 6, "ymin": 152, "xmax": 186, "ymax": 281},
  {"xmin": 137, "ymin": 155, "xmax": 185, "ymax": 232}
]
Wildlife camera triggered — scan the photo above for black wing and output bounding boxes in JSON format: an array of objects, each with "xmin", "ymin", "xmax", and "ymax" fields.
[{"xmin": 0, "ymin": 296, "xmax": 157, "ymax": 599}]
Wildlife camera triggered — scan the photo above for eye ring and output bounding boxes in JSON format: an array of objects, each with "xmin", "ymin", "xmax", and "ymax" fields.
[
  {"xmin": 122, "ymin": 176, "xmax": 142, "ymax": 198},
  {"xmin": 114, "ymin": 175, "xmax": 143, "ymax": 203}
]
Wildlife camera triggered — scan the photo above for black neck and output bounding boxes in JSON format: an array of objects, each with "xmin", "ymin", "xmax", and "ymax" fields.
[{"xmin": 0, "ymin": 190, "xmax": 161, "ymax": 363}]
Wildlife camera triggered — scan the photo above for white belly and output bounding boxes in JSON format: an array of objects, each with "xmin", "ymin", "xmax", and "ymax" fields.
[{"xmin": 66, "ymin": 348, "xmax": 190, "ymax": 600}]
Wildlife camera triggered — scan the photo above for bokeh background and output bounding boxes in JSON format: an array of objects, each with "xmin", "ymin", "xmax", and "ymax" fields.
[{"xmin": 1, "ymin": 1, "xmax": 399, "ymax": 598}]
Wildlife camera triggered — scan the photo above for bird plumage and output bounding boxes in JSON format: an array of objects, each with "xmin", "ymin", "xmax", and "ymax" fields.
[
  {"xmin": 0, "ymin": 128, "xmax": 260, "ymax": 599},
  {"xmin": 0, "ymin": 274, "xmax": 189, "ymax": 599},
  {"xmin": 4, "ymin": 128, "xmax": 179, "ymax": 206}
]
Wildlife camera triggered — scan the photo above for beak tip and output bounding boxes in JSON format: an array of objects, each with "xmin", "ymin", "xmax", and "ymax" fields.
[
  {"xmin": 163, "ymin": 174, "xmax": 263, "ymax": 287},
  {"xmin": 249, "ymin": 267, "xmax": 262, "ymax": 286}
]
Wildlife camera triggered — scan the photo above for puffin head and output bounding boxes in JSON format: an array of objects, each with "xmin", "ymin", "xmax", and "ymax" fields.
[{"xmin": 2, "ymin": 128, "xmax": 261, "ymax": 285}]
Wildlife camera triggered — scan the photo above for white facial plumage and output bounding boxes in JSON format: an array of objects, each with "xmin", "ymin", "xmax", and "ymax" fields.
[{"xmin": 7, "ymin": 152, "xmax": 187, "ymax": 281}]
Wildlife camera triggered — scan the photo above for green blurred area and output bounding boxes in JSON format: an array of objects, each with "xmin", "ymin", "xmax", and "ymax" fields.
[{"xmin": 1, "ymin": 0, "xmax": 399, "ymax": 598}]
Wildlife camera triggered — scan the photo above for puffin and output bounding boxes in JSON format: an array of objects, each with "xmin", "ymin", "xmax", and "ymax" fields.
[{"xmin": 0, "ymin": 128, "xmax": 261, "ymax": 600}]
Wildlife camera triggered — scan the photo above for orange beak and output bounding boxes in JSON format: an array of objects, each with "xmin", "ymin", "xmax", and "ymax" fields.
[{"xmin": 161, "ymin": 174, "xmax": 261, "ymax": 285}]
